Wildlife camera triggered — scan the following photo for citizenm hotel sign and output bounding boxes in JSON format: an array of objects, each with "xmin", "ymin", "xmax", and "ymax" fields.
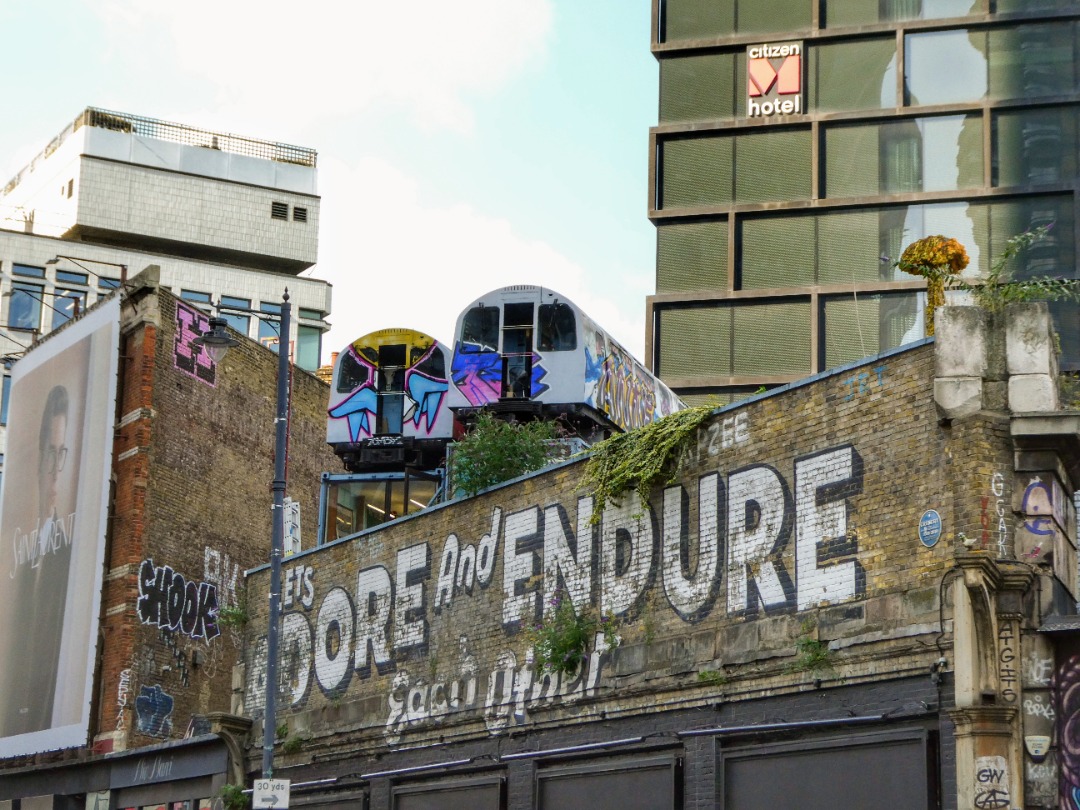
[{"xmin": 746, "ymin": 41, "xmax": 803, "ymax": 118}]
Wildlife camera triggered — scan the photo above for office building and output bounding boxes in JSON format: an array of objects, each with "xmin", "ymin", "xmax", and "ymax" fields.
[
  {"xmin": 0, "ymin": 107, "xmax": 333, "ymax": 472},
  {"xmin": 645, "ymin": 0, "xmax": 1079, "ymax": 403}
]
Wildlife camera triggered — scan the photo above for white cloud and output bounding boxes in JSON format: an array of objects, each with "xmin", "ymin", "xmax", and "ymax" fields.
[
  {"xmin": 96, "ymin": 0, "xmax": 553, "ymax": 133},
  {"xmin": 316, "ymin": 154, "xmax": 646, "ymax": 360}
]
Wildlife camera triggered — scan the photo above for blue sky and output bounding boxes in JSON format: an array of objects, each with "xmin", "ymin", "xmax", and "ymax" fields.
[{"xmin": 0, "ymin": 0, "xmax": 659, "ymax": 361}]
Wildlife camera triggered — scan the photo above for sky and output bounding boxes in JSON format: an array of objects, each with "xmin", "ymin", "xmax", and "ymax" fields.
[{"xmin": 0, "ymin": 0, "xmax": 660, "ymax": 363}]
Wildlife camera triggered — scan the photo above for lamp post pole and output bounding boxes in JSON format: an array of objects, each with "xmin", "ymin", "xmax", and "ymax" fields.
[
  {"xmin": 263, "ymin": 290, "xmax": 290, "ymax": 779},
  {"xmin": 192, "ymin": 289, "xmax": 292, "ymax": 781}
]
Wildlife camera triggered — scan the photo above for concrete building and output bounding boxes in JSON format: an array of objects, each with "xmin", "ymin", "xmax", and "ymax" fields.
[
  {"xmin": 0, "ymin": 107, "xmax": 332, "ymax": 391},
  {"xmin": 234, "ymin": 301, "xmax": 1078, "ymax": 809},
  {"xmin": 0, "ymin": 270, "xmax": 338, "ymax": 806},
  {"xmin": 645, "ymin": 0, "xmax": 1080, "ymax": 404}
]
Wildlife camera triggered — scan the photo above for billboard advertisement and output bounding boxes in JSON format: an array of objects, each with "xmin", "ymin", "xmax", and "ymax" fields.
[{"xmin": 0, "ymin": 297, "xmax": 120, "ymax": 756}]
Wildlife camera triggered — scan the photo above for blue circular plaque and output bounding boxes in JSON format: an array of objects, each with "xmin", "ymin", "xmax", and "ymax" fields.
[{"xmin": 919, "ymin": 510, "xmax": 942, "ymax": 548}]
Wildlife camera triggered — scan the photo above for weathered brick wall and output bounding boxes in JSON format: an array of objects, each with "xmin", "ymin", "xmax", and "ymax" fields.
[
  {"xmin": 95, "ymin": 280, "xmax": 339, "ymax": 752},
  {"xmin": 242, "ymin": 340, "xmax": 997, "ymax": 771}
]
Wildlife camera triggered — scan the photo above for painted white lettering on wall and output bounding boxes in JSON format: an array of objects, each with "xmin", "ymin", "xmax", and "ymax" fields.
[{"xmin": 251, "ymin": 442, "xmax": 868, "ymax": 718}]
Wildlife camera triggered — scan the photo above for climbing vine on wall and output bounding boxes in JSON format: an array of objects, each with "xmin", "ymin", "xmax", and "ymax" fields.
[{"xmin": 580, "ymin": 405, "xmax": 713, "ymax": 523}]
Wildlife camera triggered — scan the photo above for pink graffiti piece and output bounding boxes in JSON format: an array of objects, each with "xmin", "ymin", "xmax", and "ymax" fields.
[
  {"xmin": 174, "ymin": 301, "xmax": 216, "ymax": 386},
  {"xmin": 1022, "ymin": 479, "xmax": 1055, "ymax": 536}
]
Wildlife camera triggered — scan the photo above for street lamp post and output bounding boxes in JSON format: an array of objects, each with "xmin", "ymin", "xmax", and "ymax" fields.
[{"xmin": 194, "ymin": 290, "xmax": 291, "ymax": 779}]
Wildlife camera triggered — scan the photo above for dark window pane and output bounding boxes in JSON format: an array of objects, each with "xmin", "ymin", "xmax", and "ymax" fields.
[
  {"xmin": 460, "ymin": 307, "xmax": 500, "ymax": 351},
  {"xmin": 657, "ymin": 219, "xmax": 728, "ymax": 293},
  {"xmin": 221, "ymin": 295, "xmax": 250, "ymax": 310},
  {"xmin": 55, "ymin": 270, "xmax": 87, "ymax": 285},
  {"xmin": 538, "ymin": 303, "xmax": 577, "ymax": 351},
  {"xmin": 812, "ymin": 38, "xmax": 898, "ymax": 112},
  {"xmin": 336, "ymin": 350, "xmax": 370, "ymax": 393},
  {"xmin": 12, "ymin": 264, "xmax": 45, "ymax": 279},
  {"xmin": 994, "ymin": 107, "xmax": 1079, "ymax": 187},
  {"xmin": 299, "ymin": 308, "xmax": 323, "ymax": 320},
  {"xmin": 99, "ymin": 278, "xmax": 121, "ymax": 291}
]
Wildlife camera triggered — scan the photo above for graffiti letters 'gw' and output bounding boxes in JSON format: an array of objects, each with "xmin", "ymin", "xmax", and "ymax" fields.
[{"xmin": 259, "ymin": 443, "xmax": 866, "ymax": 710}]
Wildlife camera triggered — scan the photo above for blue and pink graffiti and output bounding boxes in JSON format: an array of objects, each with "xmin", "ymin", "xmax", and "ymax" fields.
[{"xmin": 451, "ymin": 345, "xmax": 548, "ymax": 406}]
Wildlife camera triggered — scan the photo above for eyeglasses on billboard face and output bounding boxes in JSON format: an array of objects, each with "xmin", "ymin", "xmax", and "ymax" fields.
[{"xmin": 42, "ymin": 446, "xmax": 68, "ymax": 474}]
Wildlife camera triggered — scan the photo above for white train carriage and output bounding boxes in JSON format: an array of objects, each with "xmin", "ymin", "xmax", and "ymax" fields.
[{"xmin": 447, "ymin": 285, "xmax": 683, "ymax": 435}]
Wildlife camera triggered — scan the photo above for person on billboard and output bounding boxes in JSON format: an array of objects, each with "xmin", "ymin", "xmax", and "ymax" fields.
[{"xmin": 0, "ymin": 384, "xmax": 74, "ymax": 735}]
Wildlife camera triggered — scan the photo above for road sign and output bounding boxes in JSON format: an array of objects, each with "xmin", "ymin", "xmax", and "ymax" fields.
[{"xmin": 253, "ymin": 779, "xmax": 291, "ymax": 810}]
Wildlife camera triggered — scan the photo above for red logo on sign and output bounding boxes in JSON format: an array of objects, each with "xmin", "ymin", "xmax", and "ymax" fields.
[{"xmin": 748, "ymin": 55, "xmax": 801, "ymax": 97}]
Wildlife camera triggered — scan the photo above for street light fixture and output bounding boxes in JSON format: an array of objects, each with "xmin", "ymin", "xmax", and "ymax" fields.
[{"xmin": 193, "ymin": 289, "xmax": 291, "ymax": 779}]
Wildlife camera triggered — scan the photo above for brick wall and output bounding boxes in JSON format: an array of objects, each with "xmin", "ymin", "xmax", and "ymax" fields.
[
  {"xmin": 243, "ymin": 339, "xmax": 982, "ymax": 781},
  {"xmin": 94, "ymin": 278, "xmax": 339, "ymax": 752}
]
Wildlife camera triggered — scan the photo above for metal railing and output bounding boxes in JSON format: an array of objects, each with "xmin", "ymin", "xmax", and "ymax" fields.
[{"xmin": 4, "ymin": 107, "xmax": 317, "ymax": 196}]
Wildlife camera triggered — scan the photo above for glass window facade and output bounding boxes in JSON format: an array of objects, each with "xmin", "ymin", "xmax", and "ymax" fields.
[
  {"xmin": 660, "ymin": 129, "xmax": 812, "ymax": 208},
  {"xmin": 297, "ymin": 325, "xmax": 321, "ymax": 371},
  {"xmin": 660, "ymin": 0, "xmax": 812, "ymax": 42},
  {"xmin": 52, "ymin": 289, "xmax": 86, "ymax": 330},
  {"xmin": 650, "ymin": 4, "xmax": 1080, "ymax": 396},
  {"xmin": 8, "ymin": 282, "xmax": 43, "ymax": 331}
]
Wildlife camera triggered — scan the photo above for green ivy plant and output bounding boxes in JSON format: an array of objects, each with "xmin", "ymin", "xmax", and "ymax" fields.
[
  {"xmin": 219, "ymin": 784, "xmax": 249, "ymax": 810},
  {"xmin": 281, "ymin": 734, "xmax": 305, "ymax": 755},
  {"xmin": 528, "ymin": 593, "xmax": 618, "ymax": 676},
  {"xmin": 580, "ymin": 406, "xmax": 713, "ymax": 523},
  {"xmin": 449, "ymin": 413, "xmax": 559, "ymax": 497},
  {"xmin": 900, "ymin": 225, "xmax": 1080, "ymax": 314}
]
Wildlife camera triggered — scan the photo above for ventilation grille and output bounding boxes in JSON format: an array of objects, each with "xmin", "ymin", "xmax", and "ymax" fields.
[
  {"xmin": 271, "ymin": 201, "xmax": 289, "ymax": 220},
  {"xmin": 293, "ymin": 206, "xmax": 308, "ymax": 223}
]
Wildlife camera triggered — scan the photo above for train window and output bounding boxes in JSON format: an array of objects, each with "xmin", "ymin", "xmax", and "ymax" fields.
[
  {"xmin": 538, "ymin": 303, "xmax": 577, "ymax": 351},
  {"xmin": 413, "ymin": 346, "xmax": 446, "ymax": 378},
  {"xmin": 337, "ymin": 349, "xmax": 370, "ymax": 393},
  {"xmin": 461, "ymin": 307, "xmax": 500, "ymax": 351},
  {"xmin": 503, "ymin": 303, "xmax": 534, "ymax": 355}
]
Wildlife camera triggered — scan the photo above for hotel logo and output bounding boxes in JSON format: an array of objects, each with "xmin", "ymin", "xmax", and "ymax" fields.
[{"xmin": 746, "ymin": 42, "xmax": 804, "ymax": 118}]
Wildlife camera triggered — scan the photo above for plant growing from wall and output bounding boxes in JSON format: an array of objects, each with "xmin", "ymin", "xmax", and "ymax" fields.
[
  {"xmin": 449, "ymin": 413, "xmax": 559, "ymax": 497},
  {"xmin": 896, "ymin": 235, "xmax": 969, "ymax": 335},
  {"xmin": 528, "ymin": 592, "xmax": 618, "ymax": 676},
  {"xmin": 215, "ymin": 599, "xmax": 249, "ymax": 630},
  {"xmin": 899, "ymin": 226, "xmax": 1080, "ymax": 326},
  {"xmin": 580, "ymin": 406, "xmax": 713, "ymax": 523},
  {"xmin": 785, "ymin": 619, "xmax": 836, "ymax": 676},
  {"xmin": 219, "ymin": 784, "xmax": 249, "ymax": 810}
]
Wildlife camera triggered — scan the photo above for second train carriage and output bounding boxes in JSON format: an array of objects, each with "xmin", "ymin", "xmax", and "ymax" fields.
[
  {"xmin": 327, "ymin": 328, "xmax": 455, "ymax": 471},
  {"xmin": 446, "ymin": 285, "xmax": 683, "ymax": 436}
]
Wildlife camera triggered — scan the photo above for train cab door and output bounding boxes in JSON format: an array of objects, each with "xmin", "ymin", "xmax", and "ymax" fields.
[
  {"xmin": 376, "ymin": 343, "xmax": 406, "ymax": 434},
  {"xmin": 501, "ymin": 302, "xmax": 534, "ymax": 398}
]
